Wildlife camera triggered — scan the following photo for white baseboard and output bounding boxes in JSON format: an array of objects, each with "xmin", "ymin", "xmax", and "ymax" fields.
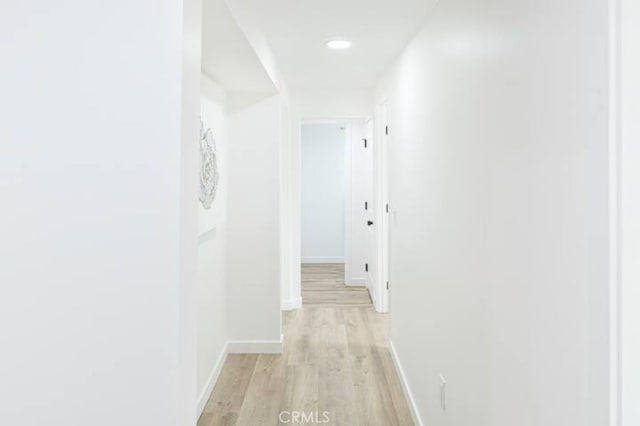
[
  {"xmin": 196, "ymin": 336, "xmax": 284, "ymax": 417},
  {"xmin": 282, "ymin": 296, "xmax": 302, "ymax": 311},
  {"xmin": 366, "ymin": 272, "xmax": 374, "ymax": 292},
  {"xmin": 369, "ymin": 285, "xmax": 378, "ymax": 306},
  {"xmin": 301, "ymin": 256, "xmax": 344, "ymax": 264},
  {"xmin": 389, "ymin": 340, "xmax": 423, "ymax": 426},
  {"xmin": 197, "ymin": 226, "xmax": 217, "ymax": 244},
  {"xmin": 197, "ymin": 342, "xmax": 228, "ymax": 417},
  {"xmin": 347, "ymin": 277, "xmax": 366, "ymax": 286},
  {"xmin": 228, "ymin": 336, "xmax": 284, "ymax": 354}
]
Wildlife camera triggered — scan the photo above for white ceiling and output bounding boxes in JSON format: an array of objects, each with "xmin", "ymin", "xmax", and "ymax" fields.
[
  {"xmin": 227, "ymin": 0, "xmax": 437, "ymax": 90},
  {"xmin": 202, "ymin": 0, "xmax": 277, "ymax": 93}
]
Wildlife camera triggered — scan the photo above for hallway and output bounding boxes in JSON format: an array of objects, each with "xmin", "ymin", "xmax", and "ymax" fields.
[
  {"xmin": 3, "ymin": 0, "xmax": 634, "ymax": 425},
  {"xmin": 198, "ymin": 267, "xmax": 411, "ymax": 426}
]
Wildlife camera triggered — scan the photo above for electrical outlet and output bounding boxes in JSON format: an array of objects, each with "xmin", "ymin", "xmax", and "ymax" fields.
[{"xmin": 439, "ymin": 374, "xmax": 447, "ymax": 411}]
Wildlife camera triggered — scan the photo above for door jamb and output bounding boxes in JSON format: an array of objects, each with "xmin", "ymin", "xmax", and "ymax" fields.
[{"xmin": 374, "ymin": 100, "xmax": 390, "ymax": 313}]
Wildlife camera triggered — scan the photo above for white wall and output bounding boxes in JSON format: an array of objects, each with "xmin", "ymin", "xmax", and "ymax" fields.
[
  {"xmin": 0, "ymin": 0, "xmax": 200, "ymax": 424},
  {"xmin": 280, "ymin": 96, "xmax": 296, "ymax": 310},
  {"xmin": 285, "ymin": 90, "xmax": 373, "ymax": 308},
  {"xmin": 196, "ymin": 76, "xmax": 228, "ymax": 413},
  {"xmin": 301, "ymin": 123, "xmax": 347, "ymax": 263},
  {"xmin": 376, "ymin": 0, "xmax": 611, "ymax": 424},
  {"xmin": 621, "ymin": 0, "xmax": 640, "ymax": 424},
  {"xmin": 198, "ymin": 79, "xmax": 228, "ymax": 235},
  {"xmin": 226, "ymin": 95, "xmax": 282, "ymax": 345},
  {"xmin": 179, "ymin": 0, "xmax": 203, "ymax": 422}
]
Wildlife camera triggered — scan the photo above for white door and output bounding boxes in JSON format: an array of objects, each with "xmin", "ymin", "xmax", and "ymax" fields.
[
  {"xmin": 363, "ymin": 119, "xmax": 375, "ymax": 295},
  {"xmin": 346, "ymin": 119, "xmax": 375, "ymax": 297}
]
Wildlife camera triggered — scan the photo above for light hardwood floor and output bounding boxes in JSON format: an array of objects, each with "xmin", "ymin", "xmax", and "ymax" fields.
[
  {"xmin": 198, "ymin": 264, "xmax": 412, "ymax": 426},
  {"xmin": 302, "ymin": 263, "xmax": 372, "ymax": 307}
]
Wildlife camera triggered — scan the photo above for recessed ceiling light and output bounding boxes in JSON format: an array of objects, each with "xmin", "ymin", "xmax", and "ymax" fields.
[{"xmin": 326, "ymin": 39, "xmax": 352, "ymax": 49}]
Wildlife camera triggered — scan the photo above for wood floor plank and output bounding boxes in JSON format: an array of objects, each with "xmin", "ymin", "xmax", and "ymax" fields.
[
  {"xmin": 197, "ymin": 264, "xmax": 413, "ymax": 426},
  {"xmin": 200, "ymin": 354, "xmax": 258, "ymax": 426},
  {"xmin": 374, "ymin": 346, "xmax": 415, "ymax": 426},
  {"xmin": 302, "ymin": 263, "xmax": 372, "ymax": 307},
  {"xmin": 318, "ymin": 322, "xmax": 356, "ymax": 426},
  {"xmin": 277, "ymin": 364, "xmax": 319, "ymax": 425},
  {"xmin": 234, "ymin": 355, "xmax": 288, "ymax": 426}
]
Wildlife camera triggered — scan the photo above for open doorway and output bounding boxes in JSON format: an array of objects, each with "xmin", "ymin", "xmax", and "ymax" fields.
[
  {"xmin": 299, "ymin": 118, "xmax": 379, "ymax": 307},
  {"xmin": 196, "ymin": 102, "xmax": 410, "ymax": 424}
]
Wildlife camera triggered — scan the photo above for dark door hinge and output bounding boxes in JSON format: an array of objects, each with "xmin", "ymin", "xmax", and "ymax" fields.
[
  {"xmin": 386, "ymin": 203, "xmax": 389, "ymax": 213},
  {"xmin": 363, "ymin": 138, "xmax": 367, "ymax": 148},
  {"xmin": 365, "ymin": 263, "xmax": 369, "ymax": 272},
  {"xmin": 386, "ymin": 281, "xmax": 389, "ymax": 290},
  {"xmin": 385, "ymin": 125, "xmax": 389, "ymax": 135},
  {"xmin": 365, "ymin": 201, "xmax": 368, "ymax": 210}
]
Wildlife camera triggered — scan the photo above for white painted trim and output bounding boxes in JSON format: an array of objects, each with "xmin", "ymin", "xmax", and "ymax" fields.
[
  {"xmin": 389, "ymin": 340, "xmax": 423, "ymax": 426},
  {"xmin": 197, "ymin": 342, "xmax": 229, "ymax": 417},
  {"xmin": 301, "ymin": 256, "xmax": 345, "ymax": 264},
  {"xmin": 293, "ymin": 116, "xmax": 374, "ymax": 317},
  {"xmin": 282, "ymin": 296, "xmax": 302, "ymax": 311},
  {"xmin": 369, "ymin": 285, "xmax": 377, "ymax": 306},
  {"xmin": 344, "ymin": 121, "xmax": 353, "ymax": 293},
  {"xmin": 373, "ymin": 100, "xmax": 390, "ymax": 314},
  {"xmin": 197, "ymin": 335, "xmax": 284, "ymax": 417},
  {"xmin": 227, "ymin": 337, "xmax": 284, "ymax": 354},
  {"xmin": 301, "ymin": 118, "xmax": 350, "ymax": 125},
  {"xmin": 608, "ymin": 0, "xmax": 622, "ymax": 424},
  {"xmin": 347, "ymin": 277, "xmax": 366, "ymax": 286},
  {"xmin": 366, "ymin": 271, "xmax": 374, "ymax": 295},
  {"xmin": 198, "ymin": 226, "xmax": 217, "ymax": 244}
]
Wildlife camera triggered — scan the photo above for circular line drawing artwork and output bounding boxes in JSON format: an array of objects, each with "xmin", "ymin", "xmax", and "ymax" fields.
[{"xmin": 199, "ymin": 119, "xmax": 219, "ymax": 209}]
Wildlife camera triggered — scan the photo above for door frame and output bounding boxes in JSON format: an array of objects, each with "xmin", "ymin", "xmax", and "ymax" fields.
[
  {"xmin": 298, "ymin": 118, "xmax": 352, "ymax": 272},
  {"xmin": 373, "ymin": 100, "xmax": 390, "ymax": 313},
  {"xmin": 295, "ymin": 116, "xmax": 376, "ymax": 304}
]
